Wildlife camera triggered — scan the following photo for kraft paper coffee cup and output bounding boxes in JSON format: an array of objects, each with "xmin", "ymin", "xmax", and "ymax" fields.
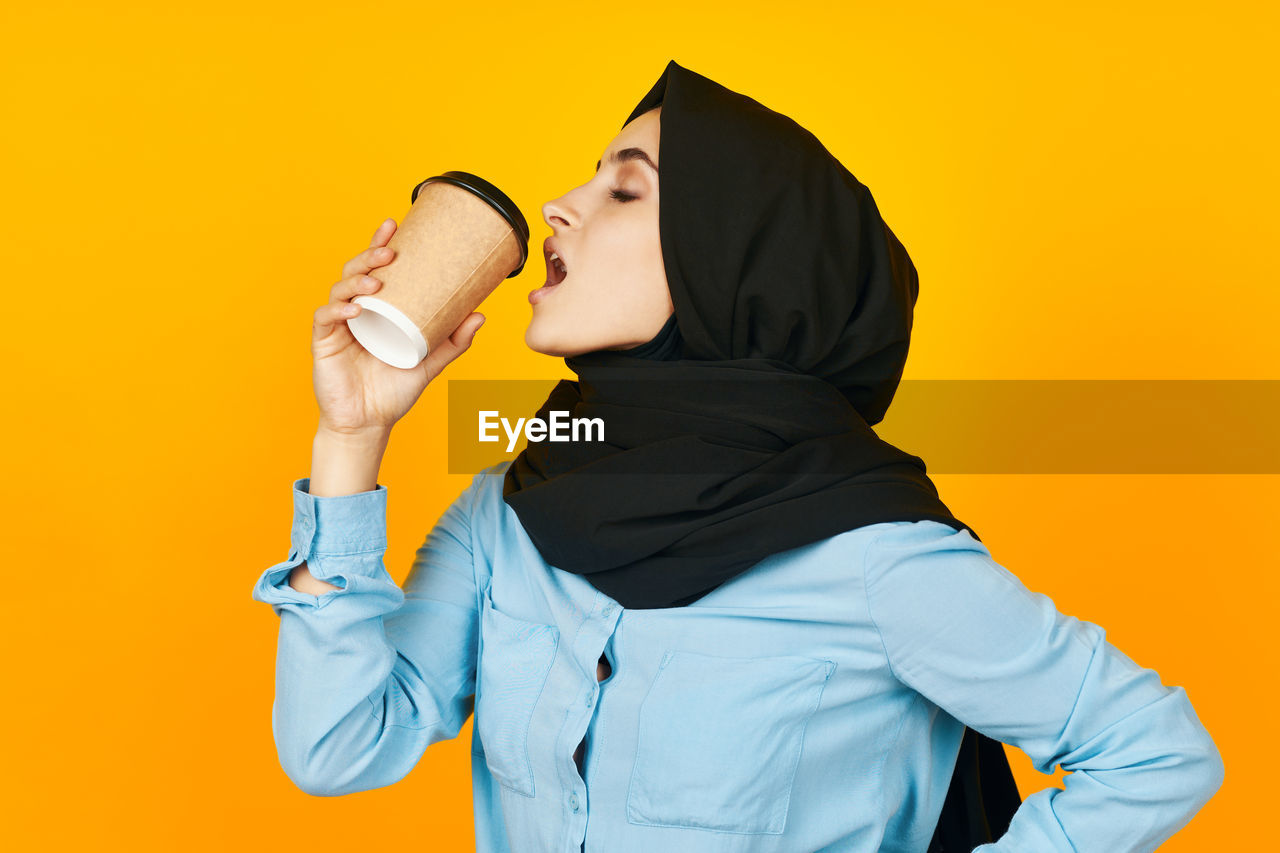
[{"xmin": 347, "ymin": 171, "xmax": 529, "ymax": 369}]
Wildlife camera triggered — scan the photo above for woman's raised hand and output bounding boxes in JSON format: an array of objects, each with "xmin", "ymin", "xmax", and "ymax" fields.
[{"xmin": 311, "ymin": 218, "xmax": 487, "ymax": 436}]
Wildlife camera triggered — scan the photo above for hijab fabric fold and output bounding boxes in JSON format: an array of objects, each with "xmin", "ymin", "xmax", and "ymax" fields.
[{"xmin": 502, "ymin": 60, "xmax": 1021, "ymax": 848}]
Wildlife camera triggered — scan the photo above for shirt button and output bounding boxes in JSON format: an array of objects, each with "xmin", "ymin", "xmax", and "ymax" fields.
[
  {"xmin": 585, "ymin": 692, "xmax": 595, "ymax": 708},
  {"xmin": 569, "ymin": 793, "xmax": 580, "ymax": 812}
]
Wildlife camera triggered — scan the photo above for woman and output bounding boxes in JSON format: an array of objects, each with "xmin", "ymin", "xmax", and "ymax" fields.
[{"xmin": 252, "ymin": 61, "xmax": 1223, "ymax": 852}]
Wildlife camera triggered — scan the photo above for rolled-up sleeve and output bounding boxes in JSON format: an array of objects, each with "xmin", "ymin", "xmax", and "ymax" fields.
[
  {"xmin": 251, "ymin": 473, "xmax": 484, "ymax": 797},
  {"xmin": 862, "ymin": 521, "xmax": 1224, "ymax": 852}
]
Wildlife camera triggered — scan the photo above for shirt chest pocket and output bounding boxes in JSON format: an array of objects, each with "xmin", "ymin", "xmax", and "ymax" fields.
[
  {"xmin": 626, "ymin": 649, "xmax": 836, "ymax": 835},
  {"xmin": 473, "ymin": 587, "xmax": 559, "ymax": 798}
]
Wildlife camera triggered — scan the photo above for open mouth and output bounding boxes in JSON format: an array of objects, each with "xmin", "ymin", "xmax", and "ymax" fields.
[
  {"xmin": 530, "ymin": 246, "xmax": 569, "ymax": 305},
  {"xmin": 545, "ymin": 250, "xmax": 568, "ymax": 285}
]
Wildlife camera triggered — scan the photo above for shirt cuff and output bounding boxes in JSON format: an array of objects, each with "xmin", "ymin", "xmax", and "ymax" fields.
[
  {"xmin": 265, "ymin": 477, "xmax": 390, "ymax": 593},
  {"xmin": 252, "ymin": 477, "xmax": 396, "ymax": 610},
  {"xmin": 288, "ymin": 477, "xmax": 388, "ymax": 559}
]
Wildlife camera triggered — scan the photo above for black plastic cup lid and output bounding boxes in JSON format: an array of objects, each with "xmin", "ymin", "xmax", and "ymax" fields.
[{"xmin": 410, "ymin": 171, "xmax": 530, "ymax": 278}]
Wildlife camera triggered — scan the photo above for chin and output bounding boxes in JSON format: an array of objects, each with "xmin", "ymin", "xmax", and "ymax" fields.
[{"xmin": 524, "ymin": 321, "xmax": 575, "ymax": 357}]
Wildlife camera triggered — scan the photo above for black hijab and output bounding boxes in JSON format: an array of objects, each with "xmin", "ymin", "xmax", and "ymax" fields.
[{"xmin": 503, "ymin": 60, "xmax": 1020, "ymax": 847}]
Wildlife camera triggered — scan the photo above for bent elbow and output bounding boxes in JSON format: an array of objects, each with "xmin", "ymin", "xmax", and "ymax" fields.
[
  {"xmin": 282, "ymin": 763, "xmax": 347, "ymax": 798},
  {"xmin": 273, "ymin": 727, "xmax": 371, "ymax": 798},
  {"xmin": 1176, "ymin": 694, "xmax": 1225, "ymax": 811},
  {"xmin": 1147, "ymin": 686, "xmax": 1225, "ymax": 813},
  {"xmin": 277, "ymin": 742, "xmax": 360, "ymax": 797},
  {"xmin": 274, "ymin": 708, "xmax": 447, "ymax": 798},
  {"xmin": 279, "ymin": 749, "xmax": 386, "ymax": 798},
  {"xmin": 1188, "ymin": 737, "xmax": 1225, "ymax": 807}
]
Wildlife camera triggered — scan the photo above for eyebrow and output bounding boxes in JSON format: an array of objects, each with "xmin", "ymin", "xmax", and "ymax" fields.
[{"xmin": 595, "ymin": 147, "xmax": 659, "ymax": 176}]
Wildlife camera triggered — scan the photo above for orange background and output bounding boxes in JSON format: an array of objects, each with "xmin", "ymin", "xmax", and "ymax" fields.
[{"xmin": 3, "ymin": 1, "xmax": 1273, "ymax": 849}]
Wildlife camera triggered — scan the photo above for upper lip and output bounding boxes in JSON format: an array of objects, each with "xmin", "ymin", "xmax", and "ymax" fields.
[{"xmin": 543, "ymin": 237, "xmax": 568, "ymax": 274}]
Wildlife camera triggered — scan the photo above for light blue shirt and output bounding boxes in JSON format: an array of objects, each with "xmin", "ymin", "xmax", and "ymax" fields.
[{"xmin": 251, "ymin": 460, "xmax": 1223, "ymax": 852}]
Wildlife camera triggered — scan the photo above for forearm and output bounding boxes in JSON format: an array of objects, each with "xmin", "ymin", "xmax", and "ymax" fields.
[
  {"xmin": 250, "ymin": 463, "xmax": 488, "ymax": 797},
  {"xmin": 288, "ymin": 426, "xmax": 392, "ymax": 595}
]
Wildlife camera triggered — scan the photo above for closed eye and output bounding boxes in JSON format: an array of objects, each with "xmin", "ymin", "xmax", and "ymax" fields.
[{"xmin": 610, "ymin": 189, "xmax": 638, "ymax": 203}]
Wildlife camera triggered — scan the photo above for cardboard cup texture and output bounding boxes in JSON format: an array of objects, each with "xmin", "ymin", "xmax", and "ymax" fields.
[{"xmin": 348, "ymin": 177, "xmax": 526, "ymax": 369}]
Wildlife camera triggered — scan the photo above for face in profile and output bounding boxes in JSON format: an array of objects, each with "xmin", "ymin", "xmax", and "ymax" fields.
[{"xmin": 525, "ymin": 106, "xmax": 673, "ymax": 357}]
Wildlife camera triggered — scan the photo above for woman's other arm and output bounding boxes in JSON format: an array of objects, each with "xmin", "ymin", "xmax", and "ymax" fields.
[{"xmin": 862, "ymin": 521, "xmax": 1224, "ymax": 852}]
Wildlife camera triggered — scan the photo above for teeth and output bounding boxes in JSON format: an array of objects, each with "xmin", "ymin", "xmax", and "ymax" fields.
[{"xmin": 549, "ymin": 252, "xmax": 567, "ymax": 276}]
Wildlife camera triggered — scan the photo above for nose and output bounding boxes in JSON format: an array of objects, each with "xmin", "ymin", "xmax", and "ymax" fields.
[{"xmin": 542, "ymin": 196, "xmax": 578, "ymax": 230}]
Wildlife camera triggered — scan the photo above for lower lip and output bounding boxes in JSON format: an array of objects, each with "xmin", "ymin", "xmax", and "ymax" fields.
[{"xmin": 529, "ymin": 276, "xmax": 565, "ymax": 305}]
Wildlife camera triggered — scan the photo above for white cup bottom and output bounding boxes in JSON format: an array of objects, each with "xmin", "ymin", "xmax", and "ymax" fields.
[{"xmin": 347, "ymin": 296, "xmax": 430, "ymax": 369}]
